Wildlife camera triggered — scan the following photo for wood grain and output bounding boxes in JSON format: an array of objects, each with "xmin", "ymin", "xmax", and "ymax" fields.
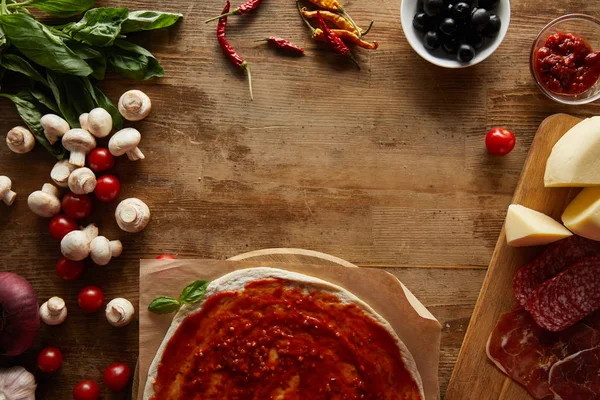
[{"xmin": 445, "ymin": 114, "xmax": 583, "ymax": 400}]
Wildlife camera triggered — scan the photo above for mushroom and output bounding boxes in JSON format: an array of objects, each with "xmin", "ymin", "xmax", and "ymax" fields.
[
  {"xmin": 105, "ymin": 298, "xmax": 135, "ymax": 327},
  {"xmin": 108, "ymin": 128, "xmax": 144, "ymax": 161},
  {"xmin": 68, "ymin": 167, "xmax": 97, "ymax": 195},
  {"xmin": 86, "ymin": 108, "xmax": 113, "ymax": 138},
  {"xmin": 79, "ymin": 113, "xmax": 89, "ymax": 131},
  {"xmin": 39, "ymin": 297, "xmax": 67, "ymax": 326},
  {"xmin": 6, "ymin": 126, "xmax": 35, "ymax": 154},
  {"xmin": 115, "ymin": 198, "xmax": 150, "ymax": 233},
  {"xmin": 90, "ymin": 236, "xmax": 123, "ymax": 266},
  {"xmin": 118, "ymin": 90, "xmax": 151, "ymax": 121},
  {"xmin": 0, "ymin": 176, "xmax": 16, "ymax": 206},
  {"xmin": 27, "ymin": 183, "xmax": 61, "ymax": 217},
  {"xmin": 40, "ymin": 114, "xmax": 70, "ymax": 145},
  {"xmin": 62, "ymin": 129, "xmax": 96, "ymax": 167},
  {"xmin": 61, "ymin": 223, "xmax": 98, "ymax": 261},
  {"xmin": 50, "ymin": 160, "xmax": 77, "ymax": 188}
]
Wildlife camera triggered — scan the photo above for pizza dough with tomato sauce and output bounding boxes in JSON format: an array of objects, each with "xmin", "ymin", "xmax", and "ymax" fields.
[{"xmin": 144, "ymin": 267, "xmax": 425, "ymax": 400}]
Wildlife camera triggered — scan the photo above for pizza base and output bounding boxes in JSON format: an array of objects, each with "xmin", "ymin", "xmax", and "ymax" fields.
[{"xmin": 143, "ymin": 267, "xmax": 425, "ymax": 399}]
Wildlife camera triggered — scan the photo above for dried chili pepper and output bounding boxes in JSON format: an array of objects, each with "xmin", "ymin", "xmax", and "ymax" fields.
[
  {"xmin": 330, "ymin": 29, "xmax": 378, "ymax": 49},
  {"xmin": 314, "ymin": 11, "xmax": 360, "ymax": 69},
  {"xmin": 304, "ymin": 0, "xmax": 363, "ymax": 37},
  {"xmin": 205, "ymin": 0, "xmax": 261, "ymax": 23},
  {"xmin": 217, "ymin": 0, "xmax": 253, "ymax": 99},
  {"xmin": 300, "ymin": 7, "xmax": 373, "ymax": 36},
  {"xmin": 258, "ymin": 37, "xmax": 305, "ymax": 55}
]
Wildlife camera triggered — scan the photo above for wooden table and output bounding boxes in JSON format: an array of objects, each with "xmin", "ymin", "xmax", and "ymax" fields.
[{"xmin": 0, "ymin": 0, "xmax": 599, "ymax": 398}]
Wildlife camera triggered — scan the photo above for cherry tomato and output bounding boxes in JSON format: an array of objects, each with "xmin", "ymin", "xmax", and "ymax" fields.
[
  {"xmin": 94, "ymin": 175, "xmax": 121, "ymax": 203},
  {"xmin": 56, "ymin": 257, "xmax": 84, "ymax": 281},
  {"xmin": 156, "ymin": 254, "xmax": 176, "ymax": 260},
  {"xmin": 73, "ymin": 380, "xmax": 100, "ymax": 400},
  {"xmin": 103, "ymin": 362, "xmax": 131, "ymax": 392},
  {"xmin": 78, "ymin": 286, "xmax": 104, "ymax": 313},
  {"xmin": 87, "ymin": 148, "xmax": 115, "ymax": 172},
  {"xmin": 485, "ymin": 127, "xmax": 516, "ymax": 156},
  {"xmin": 38, "ymin": 347, "xmax": 63, "ymax": 373},
  {"xmin": 49, "ymin": 214, "xmax": 78, "ymax": 240},
  {"xmin": 61, "ymin": 193, "xmax": 93, "ymax": 219}
]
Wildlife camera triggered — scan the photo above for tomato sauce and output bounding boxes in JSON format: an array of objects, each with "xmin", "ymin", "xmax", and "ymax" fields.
[
  {"xmin": 534, "ymin": 32, "xmax": 600, "ymax": 95},
  {"xmin": 151, "ymin": 279, "xmax": 423, "ymax": 400}
]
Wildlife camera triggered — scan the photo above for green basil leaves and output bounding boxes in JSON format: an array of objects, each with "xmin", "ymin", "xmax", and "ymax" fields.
[
  {"xmin": 121, "ymin": 10, "xmax": 183, "ymax": 33},
  {"xmin": 107, "ymin": 39, "xmax": 164, "ymax": 80},
  {"xmin": 26, "ymin": 0, "xmax": 95, "ymax": 18},
  {"xmin": 64, "ymin": 7, "xmax": 129, "ymax": 47},
  {"xmin": 148, "ymin": 280, "xmax": 211, "ymax": 315}
]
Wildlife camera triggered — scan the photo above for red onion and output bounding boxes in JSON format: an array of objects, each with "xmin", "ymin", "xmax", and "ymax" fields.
[{"xmin": 0, "ymin": 273, "xmax": 40, "ymax": 356}]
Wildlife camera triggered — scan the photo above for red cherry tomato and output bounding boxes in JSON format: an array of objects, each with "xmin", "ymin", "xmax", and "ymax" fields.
[
  {"xmin": 87, "ymin": 148, "xmax": 115, "ymax": 172},
  {"xmin": 49, "ymin": 214, "xmax": 78, "ymax": 240},
  {"xmin": 94, "ymin": 175, "xmax": 121, "ymax": 203},
  {"xmin": 73, "ymin": 380, "xmax": 100, "ymax": 400},
  {"xmin": 38, "ymin": 347, "xmax": 63, "ymax": 373},
  {"xmin": 56, "ymin": 257, "xmax": 84, "ymax": 281},
  {"xmin": 61, "ymin": 193, "xmax": 93, "ymax": 219},
  {"xmin": 103, "ymin": 362, "xmax": 131, "ymax": 392},
  {"xmin": 78, "ymin": 286, "xmax": 104, "ymax": 313},
  {"xmin": 485, "ymin": 127, "xmax": 516, "ymax": 156},
  {"xmin": 156, "ymin": 254, "xmax": 176, "ymax": 260}
]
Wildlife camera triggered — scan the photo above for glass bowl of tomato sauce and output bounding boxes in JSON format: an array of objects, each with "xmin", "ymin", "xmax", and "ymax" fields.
[{"xmin": 531, "ymin": 14, "xmax": 600, "ymax": 105}]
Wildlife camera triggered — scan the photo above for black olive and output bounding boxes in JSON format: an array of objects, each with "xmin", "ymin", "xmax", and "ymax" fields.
[
  {"xmin": 482, "ymin": 14, "xmax": 501, "ymax": 36},
  {"xmin": 413, "ymin": 12, "xmax": 431, "ymax": 32},
  {"xmin": 470, "ymin": 8, "xmax": 490, "ymax": 31},
  {"xmin": 439, "ymin": 17, "xmax": 457, "ymax": 36},
  {"xmin": 478, "ymin": 0, "xmax": 498, "ymax": 10},
  {"xmin": 467, "ymin": 31, "xmax": 485, "ymax": 49},
  {"xmin": 457, "ymin": 43, "xmax": 476, "ymax": 62},
  {"xmin": 423, "ymin": 31, "xmax": 441, "ymax": 50},
  {"xmin": 423, "ymin": 0, "xmax": 444, "ymax": 17},
  {"xmin": 452, "ymin": 2, "xmax": 471, "ymax": 19},
  {"xmin": 442, "ymin": 36, "xmax": 459, "ymax": 53}
]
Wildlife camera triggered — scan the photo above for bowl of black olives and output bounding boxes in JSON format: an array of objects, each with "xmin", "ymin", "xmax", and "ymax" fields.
[{"xmin": 401, "ymin": 0, "xmax": 510, "ymax": 68}]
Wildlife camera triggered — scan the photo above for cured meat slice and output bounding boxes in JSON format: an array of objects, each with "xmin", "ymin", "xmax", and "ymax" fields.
[
  {"xmin": 526, "ymin": 257, "xmax": 600, "ymax": 332},
  {"xmin": 513, "ymin": 236, "xmax": 600, "ymax": 308},
  {"xmin": 549, "ymin": 346, "xmax": 600, "ymax": 400},
  {"xmin": 486, "ymin": 308, "xmax": 600, "ymax": 399}
]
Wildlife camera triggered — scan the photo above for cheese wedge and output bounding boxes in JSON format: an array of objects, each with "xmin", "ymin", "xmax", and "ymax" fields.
[
  {"xmin": 545, "ymin": 116, "xmax": 600, "ymax": 187},
  {"xmin": 505, "ymin": 204, "xmax": 572, "ymax": 247},
  {"xmin": 562, "ymin": 187, "xmax": 600, "ymax": 241}
]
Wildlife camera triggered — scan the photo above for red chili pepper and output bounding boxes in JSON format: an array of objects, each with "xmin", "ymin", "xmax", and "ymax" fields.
[
  {"xmin": 258, "ymin": 37, "xmax": 305, "ymax": 55},
  {"xmin": 205, "ymin": 0, "xmax": 261, "ymax": 22},
  {"xmin": 315, "ymin": 11, "xmax": 360, "ymax": 69},
  {"xmin": 217, "ymin": 0, "xmax": 253, "ymax": 99}
]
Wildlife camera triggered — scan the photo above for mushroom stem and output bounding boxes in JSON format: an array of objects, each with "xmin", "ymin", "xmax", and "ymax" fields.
[
  {"xmin": 127, "ymin": 147, "xmax": 145, "ymax": 161},
  {"xmin": 2, "ymin": 190, "xmax": 16, "ymax": 206},
  {"xmin": 115, "ymin": 198, "xmax": 151, "ymax": 233}
]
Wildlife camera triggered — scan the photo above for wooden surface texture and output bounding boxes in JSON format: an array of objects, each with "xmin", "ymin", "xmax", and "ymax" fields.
[{"xmin": 0, "ymin": 0, "xmax": 599, "ymax": 397}]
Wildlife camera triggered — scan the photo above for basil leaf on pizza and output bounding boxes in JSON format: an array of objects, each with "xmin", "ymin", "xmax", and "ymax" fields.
[
  {"xmin": 178, "ymin": 280, "xmax": 210, "ymax": 304},
  {"xmin": 148, "ymin": 296, "xmax": 180, "ymax": 314},
  {"xmin": 149, "ymin": 280, "xmax": 211, "ymax": 315}
]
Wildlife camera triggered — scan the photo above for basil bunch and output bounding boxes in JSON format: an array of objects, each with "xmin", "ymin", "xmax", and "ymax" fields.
[{"xmin": 0, "ymin": 1, "xmax": 182, "ymax": 159}]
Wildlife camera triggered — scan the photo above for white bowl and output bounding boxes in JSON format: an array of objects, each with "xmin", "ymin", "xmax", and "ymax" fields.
[{"xmin": 400, "ymin": 0, "xmax": 511, "ymax": 68}]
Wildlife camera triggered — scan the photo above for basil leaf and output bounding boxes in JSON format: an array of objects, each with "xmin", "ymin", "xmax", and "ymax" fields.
[
  {"xmin": 148, "ymin": 296, "xmax": 181, "ymax": 315},
  {"xmin": 27, "ymin": 0, "xmax": 94, "ymax": 18},
  {"xmin": 179, "ymin": 280, "xmax": 210, "ymax": 304},
  {"xmin": 88, "ymin": 56, "xmax": 106, "ymax": 80},
  {"xmin": 0, "ymin": 53, "xmax": 48, "ymax": 86},
  {"xmin": 64, "ymin": 8, "xmax": 129, "ymax": 47},
  {"xmin": 30, "ymin": 88, "xmax": 60, "ymax": 113},
  {"xmin": 0, "ymin": 14, "xmax": 92, "ymax": 76},
  {"xmin": 121, "ymin": 10, "xmax": 183, "ymax": 33},
  {"xmin": 47, "ymin": 71, "xmax": 96, "ymax": 128},
  {"xmin": 93, "ymin": 85, "xmax": 123, "ymax": 129},
  {"xmin": 0, "ymin": 91, "xmax": 65, "ymax": 159},
  {"xmin": 107, "ymin": 39, "xmax": 164, "ymax": 80}
]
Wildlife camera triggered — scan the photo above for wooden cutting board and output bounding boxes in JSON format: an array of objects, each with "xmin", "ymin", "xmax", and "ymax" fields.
[{"xmin": 445, "ymin": 114, "xmax": 583, "ymax": 399}]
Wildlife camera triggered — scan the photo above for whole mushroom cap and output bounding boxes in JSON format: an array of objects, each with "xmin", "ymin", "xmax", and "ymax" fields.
[
  {"xmin": 6, "ymin": 126, "xmax": 35, "ymax": 154},
  {"xmin": 108, "ymin": 128, "xmax": 141, "ymax": 157},
  {"xmin": 61, "ymin": 230, "xmax": 92, "ymax": 261},
  {"xmin": 87, "ymin": 108, "xmax": 113, "ymax": 138},
  {"xmin": 118, "ymin": 90, "xmax": 151, "ymax": 121},
  {"xmin": 115, "ymin": 198, "xmax": 150, "ymax": 233},
  {"xmin": 27, "ymin": 184, "xmax": 61, "ymax": 217}
]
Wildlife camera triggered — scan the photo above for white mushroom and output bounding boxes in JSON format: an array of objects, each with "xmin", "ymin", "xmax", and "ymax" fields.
[
  {"xmin": 105, "ymin": 298, "xmax": 135, "ymax": 327},
  {"xmin": 40, "ymin": 114, "xmax": 70, "ymax": 145},
  {"xmin": 118, "ymin": 90, "xmax": 151, "ymax": 121},
  {"xmin": 39, "ymin": 296, "xmax": 67, "ymax": 326},
  {"xmin": 62, "ymin": 129, "xmax": 96, "ymax": 167},
  {"xmin": 79, "ymin": 113, "xmax": 89, "ymax": 131},
  {"xmin": 61, "ymin": 223, "xmax": 98, "ymax": 261},
  {"xmin": 108, "ymin": 128, "xmax": 144, "ymax": 161},
  {"xmin": 6, "ymin": 126, "xmax": 35, "ymax": 154},
  {"xmin": 115, "ymin": 198, "xmax": 150, "ymax": 233},
  {"xmin": 86, "ymin": 108, "xmax": 113, "ymax": 138},
  {"xmin": 90, "ymin": 236, "xmax": 123, "ymax": 266},
  {"xmin": 68, "ymin": 167, "xmax": 96, "ymax": 195},
  {"xmin": 27, "ymin": 183, "xmax": 60, "ymax": 217},
  {"xmin": 50, "ymin": 160, "xmax": 77, "ymax": 188},
  {"xmin": 0, "ymin": 176, "xmax": 16, "ymax": 206}
]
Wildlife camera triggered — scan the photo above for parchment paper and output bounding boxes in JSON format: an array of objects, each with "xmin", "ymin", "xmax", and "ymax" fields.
[{"xmin": 138, "ymin": 259, "xmax": 441, "ymax": 400}]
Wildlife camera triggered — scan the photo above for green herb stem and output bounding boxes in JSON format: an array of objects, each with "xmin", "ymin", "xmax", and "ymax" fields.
[
  {"xmin": 0, "ymin": 0, "xmax": 9, "ymax": 15},
  {"xmin": 6, "ymin": 0, "xmax": 33, "ymax": 9}
]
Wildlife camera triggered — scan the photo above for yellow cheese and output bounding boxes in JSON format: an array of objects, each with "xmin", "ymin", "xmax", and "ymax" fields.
[
  {"xmin": 544, "ymin": 116, "xmax": 600, "ymax": 187},
  {"xmin": 562, "ymin": 187, "xmax": 600, "ymax": 241},
  {"xmin": 505, "ymin": 204, "xmax": 572, "ymax": 247}
]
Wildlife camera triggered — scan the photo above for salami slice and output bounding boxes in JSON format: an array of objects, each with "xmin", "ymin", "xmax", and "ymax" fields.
[
  {"xmin": 549, "ymin": 346, "xmax": 600, "ymax": 400},
  {"xmin": 513, "ymin": 236, "xmax": 600, "ymax": 308},
  {"xmin": 526, "ymin": 257, "xmax": 600, "ymax": 332},
  {"xmin": 486, "ymin": 308, "xmax": 600, "ymax": 399}
]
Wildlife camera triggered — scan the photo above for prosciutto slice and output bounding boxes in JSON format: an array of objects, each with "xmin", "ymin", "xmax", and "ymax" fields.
[{"xmin": 549, "ymin": 346, "xmax": 600, "ymax": 400}]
